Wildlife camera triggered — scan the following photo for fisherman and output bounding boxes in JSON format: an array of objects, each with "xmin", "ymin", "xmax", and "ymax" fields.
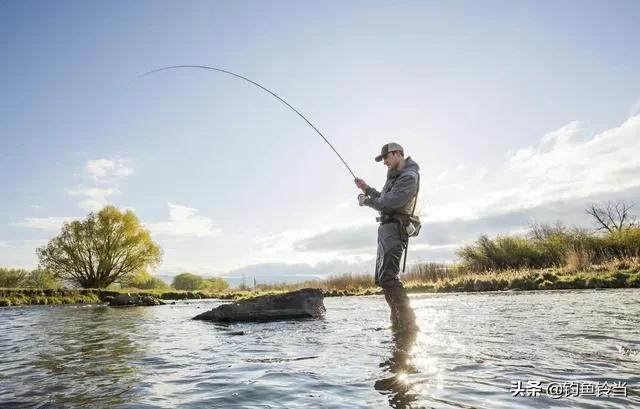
[{"xmin": 355, "ymin": 142, "xmax": 419, "ymax": 333}]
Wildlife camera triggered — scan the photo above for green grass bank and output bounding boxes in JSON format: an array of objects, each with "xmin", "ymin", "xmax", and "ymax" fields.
[{"xmin": 3, "ymin": 265, "xmax": 639, "ymax": 307}]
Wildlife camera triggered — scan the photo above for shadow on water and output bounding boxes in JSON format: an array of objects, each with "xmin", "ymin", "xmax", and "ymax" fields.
[
  {"xmin": 375, "ymin": 328, "xmax": 423, "ymax": 409},
  {"xmin": 24, "ymin": 306, "xmax": 147, "ymax": 408}
]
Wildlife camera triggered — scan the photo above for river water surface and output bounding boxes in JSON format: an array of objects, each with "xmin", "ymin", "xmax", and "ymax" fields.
[{"xmin": 1, "ymin": 289, "xmax": 639, "ymax": 408}]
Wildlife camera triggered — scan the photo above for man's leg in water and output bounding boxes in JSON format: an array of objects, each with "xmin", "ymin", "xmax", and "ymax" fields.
[{"xmin": 374, "ymin": 223, "xmax": 418, "ymax": 332}]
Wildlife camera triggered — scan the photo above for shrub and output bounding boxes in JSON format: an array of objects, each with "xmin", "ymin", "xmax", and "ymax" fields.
[
  {"xmin": 203, "ymin": 277, "xmax": 229, "ymax": 292},
  {"xmin": 122, "ymin": 271, "xmax": 169, "ymax": 289},
  {"xmin": 0, "ymin": 267, "xmax": 29, "ymax": 287},
  {"xmin": 26, "ymin": 269, "xmax": 62, "ymax": 288},
  {"xmin": 457, "ymin": 226, "xmax": 640, "ymax": 272},
  {"xmin": 402, "ymin": 262, "xmax": 458, "ymax": 282},
  {"xmin": 564, "ymin": 249, "xmax": 593, "ymax": 273},
  {"xmin": 172, "ymin": 273, "xmax": 205, "ymax": 291},
  {"xmin": 599, "ymin": 228, "xmax": 640, "ymax": 259}
]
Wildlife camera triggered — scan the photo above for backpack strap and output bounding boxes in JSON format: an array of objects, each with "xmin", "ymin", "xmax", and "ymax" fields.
[{"xmin": 409, "ymin": 172, "xmax": 420, "ymax": 216}]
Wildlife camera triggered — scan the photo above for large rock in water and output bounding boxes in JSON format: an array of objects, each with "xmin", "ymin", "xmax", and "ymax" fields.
[{"xmin": 193, "ymin": 288, "xmax": 326, "ymax": 322}]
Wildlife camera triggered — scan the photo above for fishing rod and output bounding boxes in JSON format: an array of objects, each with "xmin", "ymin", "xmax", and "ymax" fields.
[{"xmin": 139, "ymin": 65, "xmax": 357, "ymax": 180}]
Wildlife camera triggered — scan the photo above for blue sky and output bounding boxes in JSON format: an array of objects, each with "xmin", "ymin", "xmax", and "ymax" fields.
[{"xmin": 1, "ymin": 1, "xmax": 639, "ymax": 282}]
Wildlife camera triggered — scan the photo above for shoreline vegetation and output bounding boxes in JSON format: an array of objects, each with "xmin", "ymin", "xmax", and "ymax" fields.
[
  {"xmin": 1, "ymin": 263, "xmax": 638, "ymax": 307},
  {"xmin": 2, "ymin": 202, "xmax": 639, "ymax": 307}
]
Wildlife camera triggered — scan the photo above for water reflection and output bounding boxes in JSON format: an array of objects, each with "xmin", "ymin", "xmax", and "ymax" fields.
[
  {"xmin": 375, "ymin": 329, "xmax": 422, "ymax": 408},
  {"xmin": 27, "ymin": 306, "xmax": 146, "ymax": 407}
]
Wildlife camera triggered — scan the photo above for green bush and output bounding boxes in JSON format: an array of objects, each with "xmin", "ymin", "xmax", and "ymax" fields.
[
  {"xmin": 0, "ymin": 267, "xmax": 29, "ymax": 287},
  {"xmin": 170, "ymin": 273, "xmax": 230, "ymax": 292},
  {"xmin": 25, "ymin": 269, "xmax": 62, "ymax": 288},
  {"xmin": 598, "ymin": 228, "xmax": 640, "ymax": 259},
  {"xmin": 457, "ymin": 235, "xmax": 546, "ymax": 271},
  {"xmin": 457, "ymin": 226, "xmax": 640, "ymax": 272},
  {"xmin": 122, "ymin": 271, "xmax": 169, "ymax": 289},
  {"xmin": 172, "ymin": 273, "xmax": 205, "ymax": 291},
  {"xmin": 203, "ymin": 277, "xmax": 229, "ymax": 292}
]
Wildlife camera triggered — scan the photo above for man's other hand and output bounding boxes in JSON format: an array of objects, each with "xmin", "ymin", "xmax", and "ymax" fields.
[{"xmin": 358, "ymin": 194, "xmax": 366, "ymax": 207}]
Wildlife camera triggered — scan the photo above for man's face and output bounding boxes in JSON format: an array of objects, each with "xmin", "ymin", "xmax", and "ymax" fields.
[{"xmin": 382, "ymin": 151, "xmax": 402, "ymax": 169}]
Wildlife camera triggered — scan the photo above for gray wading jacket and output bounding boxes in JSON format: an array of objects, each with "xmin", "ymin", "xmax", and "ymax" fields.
[{"xmin": 363, "ymin": 156, "xmax": 420, "ymax": 217}]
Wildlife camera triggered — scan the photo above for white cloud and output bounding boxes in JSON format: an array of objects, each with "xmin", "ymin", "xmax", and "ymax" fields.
[
  {"xmin": 86, "ymin": 158, "xmax": 133, "ymax": 184},
  {"xmin": 427, "ymin": 114, "xmax": 640, "ymax": 222},
  {"xmin": 537, "ymin": 120, "xmax": 582, "ymax": 152},
  {"xmin": 0, "ymin": 241, "xmax": 9, "ymax": 248},
  {"xmin": 12, "ymin": 216, "xmax": 79, "ymax": 231},
  {"xmin": 505, "ymin": 116, "xmax": 639, "ymax": 206},
  {"xmin": 69, "ymin": 187, "xmax": 120, "ymax": 212},
  {"xmin": 69, "ymin": 158, "xmax": 133, "ymax": 212},
  {"xmin": 148, "ymin": 203, "xmax": 221, "ymax": 237}
]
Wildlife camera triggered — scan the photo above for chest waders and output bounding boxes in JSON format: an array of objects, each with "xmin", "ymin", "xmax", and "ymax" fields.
[{"xmin": 362, "ymin": 171, "xmax": 420, "ymax": 274}]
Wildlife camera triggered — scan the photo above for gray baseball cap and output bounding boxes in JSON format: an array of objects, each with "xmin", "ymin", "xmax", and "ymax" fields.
[{"xmin": 375, "ymin": 142, "xmax": 404, "ymax": 162}]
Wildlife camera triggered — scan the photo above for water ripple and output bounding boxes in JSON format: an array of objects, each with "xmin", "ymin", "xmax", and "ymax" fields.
[{"xmin": 0, "ymin": 290, "xmax": 638, "ymax": 408}]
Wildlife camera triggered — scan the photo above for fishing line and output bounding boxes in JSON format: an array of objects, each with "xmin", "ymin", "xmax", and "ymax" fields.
[{"xmin": 139, "ymin": 65, "xmax": 357, "ymax": 180}]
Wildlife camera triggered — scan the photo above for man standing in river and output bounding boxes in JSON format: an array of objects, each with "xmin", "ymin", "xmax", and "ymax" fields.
[{"xmin": 355, "ymin": 142, "xmax": 419, "ymax": 333}]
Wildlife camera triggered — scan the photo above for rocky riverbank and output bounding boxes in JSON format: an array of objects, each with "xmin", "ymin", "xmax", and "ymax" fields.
[{"xmin": 0, "ymin": 288, "xmax": 217, "ymax": 307}]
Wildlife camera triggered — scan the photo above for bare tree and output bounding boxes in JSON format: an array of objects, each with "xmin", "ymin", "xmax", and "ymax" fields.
[
  {"xmin": 528, "ymin": 221, "xmax": 567, "ymax": 241},
  {"xmin": 585, "ymin": 200, "xmax": 637, "ymax": 233}
]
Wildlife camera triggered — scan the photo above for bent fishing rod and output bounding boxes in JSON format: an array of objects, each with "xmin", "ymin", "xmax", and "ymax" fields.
[{"xmin": 139, "ymin": 65, "xmax": 357, "ymax": 180}]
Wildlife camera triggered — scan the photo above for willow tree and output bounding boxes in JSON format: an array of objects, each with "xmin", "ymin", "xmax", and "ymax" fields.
[{"xmin": 36, "ymin": 206, "xmax": 163, "ymax": 288}]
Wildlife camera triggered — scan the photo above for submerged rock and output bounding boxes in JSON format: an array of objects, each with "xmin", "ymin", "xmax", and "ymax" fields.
[
  {"xmin": 193, "ymin": 288, "xmax": 326, "ymax": 323},
  {"xmin": 109, "ymin": 293, "xmax": 165, "ymax": 307}
]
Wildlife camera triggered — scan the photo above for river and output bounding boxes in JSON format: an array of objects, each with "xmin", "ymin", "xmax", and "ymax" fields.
[{"xmin": 1, "ymin": 289, "xmax": 638, "ymax": 408}]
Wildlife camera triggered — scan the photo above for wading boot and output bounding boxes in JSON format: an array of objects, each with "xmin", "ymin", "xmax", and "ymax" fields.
[
  {"xmin": 383, "ymin": 288, "xmax": 400, "ymax": 331},
  {"xmin": 384, "ymin": 286, "xmax": 419, "ymax": 335}
]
